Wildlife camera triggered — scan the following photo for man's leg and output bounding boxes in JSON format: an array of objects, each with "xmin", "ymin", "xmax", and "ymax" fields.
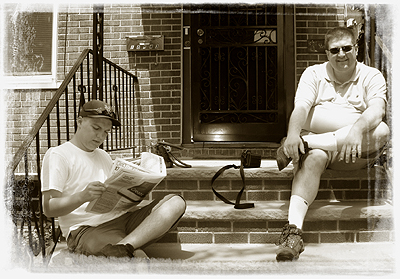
[
  {"xmin": 303, "ymin": 122, "xmax": 389, "ymax": 154},
  {"xmin": 276, "ymin": 149, "xmax": 328, "ymax": 261}
]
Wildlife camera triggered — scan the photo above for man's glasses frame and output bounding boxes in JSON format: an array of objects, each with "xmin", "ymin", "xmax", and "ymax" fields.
[{"xmin": 328, "ymin": 44, "xmax": 356, "ymax": 55}]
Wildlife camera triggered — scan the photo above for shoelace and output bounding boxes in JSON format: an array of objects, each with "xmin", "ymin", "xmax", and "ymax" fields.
[{"xmin": 276, "ymin": 225, "xmax": 301, "ymax": 245}]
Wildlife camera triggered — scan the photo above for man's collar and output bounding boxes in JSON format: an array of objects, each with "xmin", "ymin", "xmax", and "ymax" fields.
[{"xmin": 325, "ymin": 62, "xmax": 360, "ymax": 84}]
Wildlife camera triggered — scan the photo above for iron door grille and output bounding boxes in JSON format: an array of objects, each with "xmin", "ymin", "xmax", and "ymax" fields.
[{"xmin": 191, "ymin": 4, "xmax": 286, "ymax": 142}]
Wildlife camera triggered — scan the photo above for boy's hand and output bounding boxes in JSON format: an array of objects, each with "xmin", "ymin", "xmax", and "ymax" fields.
[{"xmin": 80, "ymin": 181, "xmax": 106, "ymax": 202}]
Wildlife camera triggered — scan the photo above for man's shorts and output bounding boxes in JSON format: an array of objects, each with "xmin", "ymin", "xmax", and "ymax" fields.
[
  {"xmin": 325, "ymin": 147, "xmax": 386, "ymax": 171},
  {"xmin": 67, "ymin": 194, "xmax": 184, "ymax": 256}
]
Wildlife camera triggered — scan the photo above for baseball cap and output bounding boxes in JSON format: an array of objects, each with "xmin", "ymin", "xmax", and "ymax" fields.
[{"xmin": 79, "ymin": 100, "xmax": 121, "ymax": 127}]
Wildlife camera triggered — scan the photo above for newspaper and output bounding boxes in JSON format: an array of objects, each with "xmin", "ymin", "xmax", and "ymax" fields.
[{"xmin": 85, "ymin": 152, "xmax": 167, "ymax": 214}]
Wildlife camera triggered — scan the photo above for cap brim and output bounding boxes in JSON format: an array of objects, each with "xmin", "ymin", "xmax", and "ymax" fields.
[{"xmin": 86, "ymin": 115, "xmax": 121, "ymax": 127}]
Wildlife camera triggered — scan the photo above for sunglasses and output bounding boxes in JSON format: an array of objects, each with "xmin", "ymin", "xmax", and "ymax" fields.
[{"xmin": 328, "ymin": 44, "xmax": 356, "ymax": 55}]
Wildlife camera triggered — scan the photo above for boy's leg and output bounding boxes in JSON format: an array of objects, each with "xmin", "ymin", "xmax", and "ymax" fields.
[
  {"xmin": 117, "ymin": 194, "xmax": 186, "ymax": 248},
  {"xmin": 67, "ymin": 194, "xmax": 186, "ymax": 256}
]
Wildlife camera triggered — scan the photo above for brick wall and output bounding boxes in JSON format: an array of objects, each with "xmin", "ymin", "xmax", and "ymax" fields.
[
  {"xmin": 6, "ymin": 3, "xmax": 349, "ymax": 172},
  {"xmin": 58, "ymin": 4, "xmax": 183, "ymax": 153},
  {"xmin": 5, "ymin": 89, "xmax": 54, "ymax": 174},
  {"xmin": 294, "ymin": 4, "xmax": 345, "ymax": 82}
]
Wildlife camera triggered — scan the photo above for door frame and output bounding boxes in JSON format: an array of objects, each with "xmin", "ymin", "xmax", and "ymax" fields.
[{"xmin": 182, "ymin": 4, "xmax": 295, "ymax": 144}]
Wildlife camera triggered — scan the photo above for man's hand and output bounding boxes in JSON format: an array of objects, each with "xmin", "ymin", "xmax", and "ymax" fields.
[
  {"xmin": 339, "ymin": 126, "xmax": 363, "ymax": 163},
  {"xmin": 283, "ymin": 134, "xmax": 305, "ymax": 164},
  {"xmin": 80, "ymin": 181, "xmax": 106, "ymax": 203}
]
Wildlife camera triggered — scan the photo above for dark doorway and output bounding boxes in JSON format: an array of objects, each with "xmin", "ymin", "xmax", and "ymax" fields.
[{"xmin": 183, "ymin": 4, "xmax": 295, "ymax": 143}]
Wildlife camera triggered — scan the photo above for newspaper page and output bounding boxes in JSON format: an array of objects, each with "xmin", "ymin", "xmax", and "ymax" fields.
[{"xmin": 85, "ymin": 152, "xmax": 166, "ymax": 214}]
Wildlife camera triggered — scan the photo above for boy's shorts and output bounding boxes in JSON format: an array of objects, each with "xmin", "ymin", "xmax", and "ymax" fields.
[{"xmin": 67, "ymin": 194, "xmax": 184, "ymax": 256}]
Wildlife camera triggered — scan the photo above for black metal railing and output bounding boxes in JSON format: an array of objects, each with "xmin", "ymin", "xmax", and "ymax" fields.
[{"xmin": 6, "ymin": 48, "xmax": 137, "ymax": 264}]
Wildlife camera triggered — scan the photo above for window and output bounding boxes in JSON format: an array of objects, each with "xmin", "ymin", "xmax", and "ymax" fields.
[{"xmin": 1, "ymin": 3, "xmax": 58, "ymax": 89}]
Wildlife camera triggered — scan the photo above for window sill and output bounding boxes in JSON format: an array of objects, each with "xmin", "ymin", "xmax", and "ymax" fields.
[{"xmin": 1, "ymin": 76, "xmax": 59, "ymax": 90}]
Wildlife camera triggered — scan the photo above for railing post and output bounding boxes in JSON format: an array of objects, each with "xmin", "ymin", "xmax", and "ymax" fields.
[{"xmin": 93, "ymin": 4, "xmax": 104, "ymax": 100}]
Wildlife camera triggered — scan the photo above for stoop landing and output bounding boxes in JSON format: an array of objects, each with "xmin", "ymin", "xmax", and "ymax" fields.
[{"xmin": 150, "ymin": 159, "xmax": 393, "ymax": 245}]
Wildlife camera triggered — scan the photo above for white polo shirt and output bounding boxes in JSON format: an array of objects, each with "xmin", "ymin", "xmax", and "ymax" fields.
[{"xmin": 295, "ymin": 62, "xmax": 387, "ymax": 134}]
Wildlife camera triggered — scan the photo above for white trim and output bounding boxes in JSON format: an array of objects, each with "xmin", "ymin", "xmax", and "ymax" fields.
[{"xmin": 2, "ymin": 4, "xmax": 58, "ymax": 89}]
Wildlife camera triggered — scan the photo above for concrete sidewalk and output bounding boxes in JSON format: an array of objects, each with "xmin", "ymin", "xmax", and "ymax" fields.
[{"xmin": 45, "ymin": 242, "xmax": 397, "ymax": 277}]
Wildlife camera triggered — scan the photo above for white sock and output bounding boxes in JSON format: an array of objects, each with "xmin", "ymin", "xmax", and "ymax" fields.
[
  {"xmin": 288, "ymin": 195, "xmax": 309, "ymax": 229},
  {"xmin": 302, "ymin": 132, "xmax": 337, "ymax": 151}
]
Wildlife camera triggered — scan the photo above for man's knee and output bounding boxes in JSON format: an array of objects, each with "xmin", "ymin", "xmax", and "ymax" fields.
[
  {"xmin": 374, "ymin": 122, "xmax": 390, "ymax": 146},
  {"xmin": 302, "ymin": 149, "xmax": 329, "ymax": 170},
  {"xmin": 361, "ymin": 122, "xmax": 390, "ymax": 155}
]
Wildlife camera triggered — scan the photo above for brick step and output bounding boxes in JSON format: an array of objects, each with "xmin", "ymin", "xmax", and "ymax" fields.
[
  {"xmin": 160, "ymin": 200, "xmax": 394, "ymax": 244},
  {"xmin": 150, "ymin": 160, "xmax": 390, "ymax": 202}
]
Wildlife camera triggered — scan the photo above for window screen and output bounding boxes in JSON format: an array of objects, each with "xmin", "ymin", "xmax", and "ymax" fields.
[{"xmin": 3, "ymin": 5, "xmax": 53, "ymax": 76}]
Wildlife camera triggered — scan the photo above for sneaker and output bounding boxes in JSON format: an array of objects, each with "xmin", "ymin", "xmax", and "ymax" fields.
[
  {"xmin": 276, "ymin": 137, "xmax": 291, "ymax": 171},
  {"xmin": 276, "ymin": 137, "xmax": 312, "ymax": 171},
  {"xmin": 276, "ymin": 223, "xmax": 305, "ymax": 261},
  {"xmin": 96, "ymin": 243, "xmax": 136, "ymax": 258}
]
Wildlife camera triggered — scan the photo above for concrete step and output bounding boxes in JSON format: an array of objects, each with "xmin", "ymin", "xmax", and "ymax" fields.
[
  {"xmin": 150, "ymin": 160, "xmax": 390, "ymax": 202},
  {"xmin": 46, "ymin": 242, "xmax": 395, "ymax": 276},
  {"xmin": 160, "ymin": 200, "xmax": 394, "ymax": 244}
]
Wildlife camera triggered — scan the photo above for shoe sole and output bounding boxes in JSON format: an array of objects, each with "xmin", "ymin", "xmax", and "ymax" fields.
[
  {"xmin": 276, "ymin": 246, "xmax": 304, "ymax": 262},
  {"xmin": 276, "ymin": 149, "xmax": 291, "ymax": 171},
  {"xmin": 276, "ymin": 250, "xmax": 299, "ymax": 262}
]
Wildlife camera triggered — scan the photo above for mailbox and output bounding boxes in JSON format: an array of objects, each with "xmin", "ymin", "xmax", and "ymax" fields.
[{"xmin": 126, "ymin": 35, "xmax": 164, "ymax": 52}]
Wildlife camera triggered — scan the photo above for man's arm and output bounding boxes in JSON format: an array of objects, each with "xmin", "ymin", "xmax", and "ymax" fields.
[
  {"xmin": 283, "ymin": 102, "xmax": 310, "ymax": 163},
  {"xmin": 43, "ymin": 181, "xmax": 106, "ymax": 217},
  {"xmin": 339, "ymin": 98, "xmax": 386, "ymax": 163}
]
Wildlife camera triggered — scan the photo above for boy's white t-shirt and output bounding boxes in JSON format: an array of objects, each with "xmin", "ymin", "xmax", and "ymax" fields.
[{"xmin": 41, "ymin": 142, "xmax": 126, "ymax": 238}]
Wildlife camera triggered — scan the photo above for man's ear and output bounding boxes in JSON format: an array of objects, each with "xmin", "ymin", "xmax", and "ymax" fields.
[{"xmin": 325, "ymin": 49, "xmax": 330, "ymax": 60}]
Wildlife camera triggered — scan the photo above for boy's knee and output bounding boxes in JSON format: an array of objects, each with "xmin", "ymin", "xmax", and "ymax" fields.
[{"xmin": 159, "ymin": 194, "xmax": 186, "ymax": 215}]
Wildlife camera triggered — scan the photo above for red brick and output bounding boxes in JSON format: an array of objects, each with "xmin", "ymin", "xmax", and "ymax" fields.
[
  {"xmin": 183, "ymin": 191, "xmax": 214, "ymax": 201},
  {"xmin": 214, "ymin": 233, "xmax": 248, "ymax": 244},
  {"xmin": 302, "ymin": 232, "xmax": 320, "ymax": 243},
  {"xmin": 166, "ymin": 180, "xmax": 198, "ymax": 190},
  {"xmin": 250, "ymin": 232, "xmax": 279, "ymax": 243},
  {"xmin": 247, "ymin": 191, "xmax": 279, "ymax": 201},
  {"xmin": 151, "ymin": 191, "xmax": 183, "ymax": 200},
  {"xmin": 178, "ymin": 232, "xmax": 213, "ymax": 243},
  {"xmin": 158, "ymin": 232, "xmax": 179, "ymax": 243},
  {"xmin": 320, "ymin": 232, "xmax": 355, "ymax": 243},
  {"xmin": 176, "ymin": 221, "xmax": 197, "ymax": 232},
  {"xmin": 198, "ymin": 221, "xmax": 231, "ymax": 232},
  {"xmin": 233, "ymin": 221, "xmax": 267, "ymax": 232},
  {"xmin": 303, "ymin": 220, "xmax": 338, "ymax": 231},
  {"xmin": 357, "ymin": 231, "xmax": 393, "ymax": 242}
]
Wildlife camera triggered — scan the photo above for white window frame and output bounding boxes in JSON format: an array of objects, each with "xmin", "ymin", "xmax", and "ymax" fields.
[{"xmin": 1, "ymin": 4, "xmax": 58, "ymax": 89}]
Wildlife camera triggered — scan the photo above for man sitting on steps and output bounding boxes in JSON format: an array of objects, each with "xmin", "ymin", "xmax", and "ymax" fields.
[
  {"xmin": 41, "ymin": 99, "xmax": 186, "ymax": 258},
  {"xmin": 275, "ymin": 27, "xmax": 390, "ymax": 261}
]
